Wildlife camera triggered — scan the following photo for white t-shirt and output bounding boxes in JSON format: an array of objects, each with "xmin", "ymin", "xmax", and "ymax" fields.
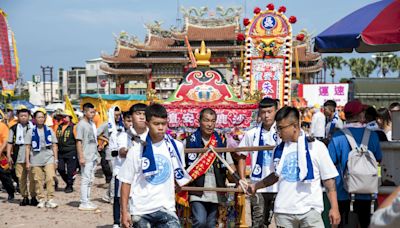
[
  {"xmin": 273, "ymin": 140, "xmax": 338, "ymax": 214},
  {"xmin": 311, "ymin": 111, "xmax": 326, "ymax": 138},
  {"xmin": 114, "ymin": 127, "xmax": 148, "ymax": 176},
  {"xmin": 117, "ymin": 136, "xmax": 184, "ymax": 215},
  {"xmin": 239, "ymin": 124, "xmax": 280, "ymax": 193}
]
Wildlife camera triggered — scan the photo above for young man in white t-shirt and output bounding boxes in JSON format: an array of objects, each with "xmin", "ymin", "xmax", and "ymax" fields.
[
  {"xmin": 113, "ymin": 103, "xmax": 148, "ymax": 228},
  {"xmin": 249, "ymin": 106, "xmax": 341, "ymax": 228},
  {"xmin": 237, "ymin": 97, "xmax": 281, "ymax": 227},
  {"xmin": 118, "ymin": 104, "xmax": 189, "ymax": 228}
]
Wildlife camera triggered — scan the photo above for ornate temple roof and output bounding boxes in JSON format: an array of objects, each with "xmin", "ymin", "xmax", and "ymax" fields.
[
  {"xmin": 298, "ymin": 59, "xmax": 324, "ymax": 73},
  {"xmin": 293, "ymin": 44, "xmax": 322, "ymax": 62},
  {"xmin": 172, "ymin": 24, "xmax": 238, "ymax": 41},
  {"xmin": 100, "ymin": 64, "xmax": 151, "ymax": 75}
]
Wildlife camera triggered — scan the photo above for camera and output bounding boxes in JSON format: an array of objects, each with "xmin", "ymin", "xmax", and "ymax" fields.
[{"xmin": 111, "ymin": 150, "xmax": 119, "ymax": 157}]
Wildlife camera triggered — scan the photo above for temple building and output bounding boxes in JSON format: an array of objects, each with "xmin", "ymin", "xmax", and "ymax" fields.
[{"xmin": 100, "ymin": 7, "xmax": 323, "ymax": 99}]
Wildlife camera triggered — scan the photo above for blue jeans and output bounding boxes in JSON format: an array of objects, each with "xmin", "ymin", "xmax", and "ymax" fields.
[
  {"xmin": 190, "ymin": 201, "xmax": 218, "ymax": 228},
  {"xmin": 131, "ymin": 208, "xmax": 180, "ymax": 228}
]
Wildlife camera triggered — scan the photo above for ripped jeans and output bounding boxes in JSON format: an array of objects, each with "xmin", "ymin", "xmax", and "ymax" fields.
[{"xmin": 131, "ymin": 208, "xmax": 180, "ymax": 228}]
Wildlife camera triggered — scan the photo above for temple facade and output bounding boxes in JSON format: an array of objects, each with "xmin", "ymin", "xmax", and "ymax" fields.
[{"xmin": 100, "ymin": 7, "xmax": 323, "ymax": 99}]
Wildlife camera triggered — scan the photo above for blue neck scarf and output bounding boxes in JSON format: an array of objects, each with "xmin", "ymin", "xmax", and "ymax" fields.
[
  {"xmin": 251, "ymin": 124, "xmax": 278, "ymax": 180},
  {"xmin": 329, "ymin": 112, "xmax": 339, "ymax": 135},
  {"xmin": 142, "ymin": 134, "xmax": 192, "ymax": 186},
  {"xmin": 32, "ymin": 125, "xmax": 52, "ymax": 152},
  {"xmin": 273, "ymin": 136, "xmax": 314, "ymax": 181},
  {"xmin": 187, "ymin": 128, "xmax": 224, "ymax": 165}
]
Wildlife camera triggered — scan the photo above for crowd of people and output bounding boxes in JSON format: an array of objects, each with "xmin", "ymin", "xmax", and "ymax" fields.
[{"xmin": 0, "ymin": 99, "xmax": 399, "ymax": 228}]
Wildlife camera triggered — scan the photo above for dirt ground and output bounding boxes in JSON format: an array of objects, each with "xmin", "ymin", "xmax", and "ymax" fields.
[
  {"xmin": 0, "ymin": 165, "xmax": 114, "ymax": 228},
  {"xmin": 0, "ymin": 164, "xmax": 258, "ymax": 228}
]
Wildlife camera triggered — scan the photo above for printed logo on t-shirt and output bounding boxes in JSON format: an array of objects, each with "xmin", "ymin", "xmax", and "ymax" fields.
[
  {"xmin": 263, "ymin": 150, "xmax": 273, "ymax": 166},
  {"xmin": 281, "ymin": 152, "xmax": 300, "ymax": 182},
  {"xmin": 145, "ymin": 154, "xmax": 171, "ymax": 185}
]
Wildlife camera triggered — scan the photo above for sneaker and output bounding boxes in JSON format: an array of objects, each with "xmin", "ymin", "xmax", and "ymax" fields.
[
  {"xmin": 102, "ymin": 194, "xmax": 111, "ymax": 203},
  {"xmin": 112, "ymin": 224, "xmax": 120, "ymax": 228},
  {"xmin": 20, "ymin": 197, "xmax": 30, "ymax": 206},
  {"xmin": 37, "ymin": 199, "xmax": 46, "ymax": 208},
  {"xmin": 78, "ymin": 203, "xmax": 98, "ymax": 211},
  {"xmin": 30, "ymin": 197, "xmax": 39, "ymax": 206},
  {"xmin": 7, "ymin": 194, "xmax": 15, "ymax": 202},
  {"xmin": 64, "ymin": 185, "xmax": 73, "ymax": 193},
  {"xmin": 88, "ymin": 201, "xmax": 98, "ymax": 208},
  {"xmin": 46, "ymin": 199, "xmax": 58, "ymax": 208}
]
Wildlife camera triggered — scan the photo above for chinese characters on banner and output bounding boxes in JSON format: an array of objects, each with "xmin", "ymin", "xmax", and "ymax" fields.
[
  {"xmin": 299, "ymin": 83, "xmax": 349, "ymax": 106},
  {"xmin": 167, "ymin": 108, "xmax": 254, "ymax": 129}
]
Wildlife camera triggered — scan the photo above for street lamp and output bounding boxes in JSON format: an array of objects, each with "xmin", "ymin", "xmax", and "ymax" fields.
[{"xmin": 372, "ymin": 54, "xmax": 394, "ymax": 77}]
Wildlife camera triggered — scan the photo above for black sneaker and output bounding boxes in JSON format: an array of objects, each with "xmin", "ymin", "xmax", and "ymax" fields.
[
  {"xmin": 30, "ymin": 197, "xmax": 39, "ymax": 206},
  {"xmin": 7, "ymin": 194, "xmax": 15, "ymax": 202},
  {"xmin": 64, "ymin": 185, "xmax": 73, "ymax": 193},
  {"xmin": 20, "ymin": 197, "xmax": 30, "ymax": 206}
]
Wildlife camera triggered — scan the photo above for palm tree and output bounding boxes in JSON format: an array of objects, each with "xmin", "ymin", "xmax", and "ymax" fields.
[
  {"xmin": 373, "ymin": 53, "xmax": 396, "ymax": 77},
  {"xmin": 387, "ymin": 55, "xmax": 400, "ymax": 77},
  {"xmin": 347, "ymin": 58, "xmax": 376, "ymax": 77},
  {"xmin": 323, "ymin": 56, "xmax": 346, "ymax": 82}
]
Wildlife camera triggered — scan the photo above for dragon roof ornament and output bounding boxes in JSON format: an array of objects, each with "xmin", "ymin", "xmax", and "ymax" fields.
[{"xmin": 180, "ymin": 6, "xmax": 242, "ymax": 27}]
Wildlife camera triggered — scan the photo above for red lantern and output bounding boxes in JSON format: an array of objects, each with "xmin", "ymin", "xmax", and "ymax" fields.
[
  {"xmin": 253, "ymin": 7, "xmax": 261, "ymax": 14},
  {"xmin": 236, "ymin": 33, "xmax": 245, "ymax": 42},
  {"xmin": 243, "ymin": 18, "xmax": 250, "ymax": 26},
  {"xmin": 266, "ymin": 4, "xmax": 274, "ymax": 11},
  {"xmin": 296, "ymin": 34, "xmax": 305, "ymax": 41},
  {"xmin": 289, "ymin": 16, "xmax": 297, "ymax": 24},
  {"xmin": 278, "ymin": 6, "xmax": 286, "ymax": 13}
]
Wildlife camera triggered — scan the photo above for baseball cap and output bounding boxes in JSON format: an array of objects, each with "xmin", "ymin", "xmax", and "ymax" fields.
[
  {"xmin": 17, "ymin": 105, "xmax": 28, "ymax": 111},
  {"xmin": 344, "ymin": 100, "xmax": 364, "ymax": 117}
]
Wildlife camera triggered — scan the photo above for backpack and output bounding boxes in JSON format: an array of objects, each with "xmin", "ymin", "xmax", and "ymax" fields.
[{"xmin": 342, "ymin": 128, "xmax": 379, "ymax": 194}]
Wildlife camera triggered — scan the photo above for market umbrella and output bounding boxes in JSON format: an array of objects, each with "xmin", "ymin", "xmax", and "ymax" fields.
[
  {"xmin": 10, "ymin": 100, "xmax": 35, "ymax": 109},
  {"xmin": 314, "ymin": 0, "xmax": 400, "ymax": 53}
]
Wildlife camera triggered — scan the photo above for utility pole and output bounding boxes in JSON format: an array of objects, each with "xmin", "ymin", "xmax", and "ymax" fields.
[{"xmin": 41, "ymin": 66, "xmax": 53, "ymax": 105}]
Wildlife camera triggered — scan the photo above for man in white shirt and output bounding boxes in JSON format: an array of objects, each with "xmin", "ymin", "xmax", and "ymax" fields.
[
  {"xmin": 311, "ymin": 104, "xmax": 326, "ymax": 140},
  {"xmin": 114, "ymin": 103, "xmax": 148, "ymax": 228},
  {"xmin": 248, "ymin": 106, "xmax": 340, "ymax": 228},
  {"xmin": 237, "ymin": 98, "xmax": 281, "ymax": 227},
  {"xmin": 118, "ymin": 104, "xmax": 190, "ymax": 228}
]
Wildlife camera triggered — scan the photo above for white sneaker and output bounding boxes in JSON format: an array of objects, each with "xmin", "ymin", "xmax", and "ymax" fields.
[
  {"xmin": 46, "ymin": 199, "xmax": 58, "ymax": 208},
  {"xmin": 78, "ymin": 202, "xmax": 98, "ymax": 211},
  {"xmin": 88, "ymin": 201, "xmax": 98, "ymax": 208},
  {"xmin": 102, "ymin": 194, "xmax": 111, "ymax": 203},
  {"xmin": 112, "ymin": 225, "xmax": 120, "ymax": 228},
  {"xmin": 37, "ymin": 200, "xmax": 46, "ymax": 208}
]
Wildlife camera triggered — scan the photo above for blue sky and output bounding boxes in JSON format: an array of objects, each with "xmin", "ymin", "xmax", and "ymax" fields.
[{"xmin": 0, "ymin": 0, "xmax": 392, "ymax": 82}]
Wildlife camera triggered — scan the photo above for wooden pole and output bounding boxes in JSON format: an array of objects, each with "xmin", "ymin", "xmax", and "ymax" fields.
[
  {"xmin": 181, "ymin": 186, "xmax": 243, "ymax": 193},
  {"xmin": 184, "ymin": 145, "xmax": 275, "ymax": 154}
]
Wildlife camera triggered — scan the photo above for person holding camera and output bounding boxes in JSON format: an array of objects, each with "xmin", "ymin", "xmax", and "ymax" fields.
[{"xmin": 55, "ymin": 110, "xmax": 77, "ymax": 193}]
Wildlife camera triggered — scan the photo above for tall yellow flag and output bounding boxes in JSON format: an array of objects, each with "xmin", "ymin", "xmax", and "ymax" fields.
[
  {"xmin": 64, "ymin": 95, "xmax": 79, "ymax": 124},
  {"xmin": 98, "ymin": 95, "xmax": 108, "ymax": 124}
]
